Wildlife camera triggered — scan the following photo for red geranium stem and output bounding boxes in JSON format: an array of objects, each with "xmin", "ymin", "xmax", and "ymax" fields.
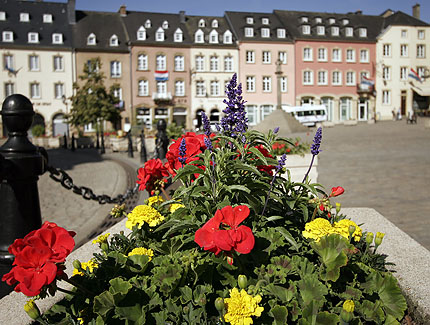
[
  {"xmin": 56, "ymin": 286, "xmax": 76, "ymax": 296},
  {"xmin": 160, "ymin": 187, "xmax": 171, "ymax": 201},
  {"xmin": 62, "ymin": 278, "xmax": 94, "ymax": 296}
]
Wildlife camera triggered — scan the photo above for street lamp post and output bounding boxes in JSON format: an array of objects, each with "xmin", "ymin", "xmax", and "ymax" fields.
[
  {"xmin": 61, "ymin": 95, "xmax": 70, "ymax": 138},
  {"xmin": 275, "ymin": 59, "xmax": 283, "ymax": 110}
]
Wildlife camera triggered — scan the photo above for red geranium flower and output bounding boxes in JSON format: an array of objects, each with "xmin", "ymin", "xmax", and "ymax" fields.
[
  {"xmin": 253, "ymin": 144, "xmax": 275, "ymax": 176},
  {"xmin": 137, "ymin": 158, "xmax": 169, "ymax": 193},
  {"xmin": 194, "ymin": 205, "xmax": 255, "ymax": 256},
  {"xmin": 330, "ymin": 186, "xmax": 345, "ymax": 197}
]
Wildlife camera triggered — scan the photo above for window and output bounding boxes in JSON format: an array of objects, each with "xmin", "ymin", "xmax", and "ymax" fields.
[
  {"xmin": 331, "ymin": 26, "xmax": 339, "ymax": 36},
  {"xmin": 281, "ymin": 77, "xmax": 287, "ymax": 92},
  {"xmin": 5, "ymin": 82, "xmax": 14, "ymax": 97},
  {"xmin": 54, "ymin": 83, "xmax": 64, "ymax": 99},
  {"xmin": 195, "ymin": 29, "xmax": 204, "ymax": 43},
  {"xmin": 156, "ymin": 55, "xmax": 166, "ymax": 70},
  {"xmin": 332, "ymin": 48, "xmax": 341, "ymax": 62},
  {"xmin": 28, "ymin": 32, "xmax": 39, "ymax": 43},
  {"xmin": 262, "ymin": 51, "xmax": 271, "ymax": 64},
  {"xmin": 261, "ymin": 28, "xmax": 270, "ymax": 38},
  {"xmin": 245, "ymin": 27, "xmax": 254, "ymax": 37},
  {"xmin": 359, "ymin": 28, "xmax": 367, "ymax": 37},
  {"xmin": 156, "ymin": 81, "xmax": 167, "ymax": 94},
  {"xmin": 302, "ymin": 25, "xmax": 310, "ymax": 35},
  {"xmin": 262, "ymin": 17, "xmax": 269, "ymax": 25},
  {"xmin": 400, "ymin": 67, "xmax": 408, "ymax": 80},
  {"xmin": 195, "ymin": 56, "xmax": 204, "ymax": 71},
  {"xmin": 209, "ymin": 30, "xmax": 219, "ymax": 43},
  {"xmin": 246, "ymin": 105, "xmax": 258, "ymax": 125},
  {"xmin": 2, "ymin": 31, "xmax": 13, "ymax": 42},
  {"xmin": 317, "ymin": 48, "xmax": 327, "ymax": 61},
  {"xmin": 360, "ymin": 49, "xmax": 369, "ymax": 62},
  {"xmin": 342, "ymin": 18, "xmax": 349, "ymax": 25},
  {"xmin": 278, "ymin": 51, "xmax": 287, "ymax": 64},
  {"xmin": 138, "ymin": 80, "xmax": 149, "ymax": 96},
  {"xmin": 246, "ymin": 17, "xmax": 254, "ymax": 24},
  {"xmin": 53, "ymin": 56, "xmax": 63, "ymax": 71},
  {"xmin": 318, "ymin": 71, "xmax": 328, "ymax": 85},
  {"xmin": 417, "ymin": 45, "xmax": 425, "ymax": 58},
  {"xmin": 145, "ymin": 19, "xmax": 151, "ymax": 28},
  {"xmin": 87, "ymin": 60, "xmax": 99, "ymax": 73},
  {"xmin": 383, "ymin": 44, "xmax": 391, "ymax": 57},
  {"xmin": 346, "ymin": 49, "xmax": 355, "ymax": 62},
  {"xmin": 345, "ymin": 27, "xmax": 353, "ymax": 37},
  {"xmin": 303, "ymin": 70, "xmax": 313, "ymax": 85},
  {"xmin": 329, "ymin": 18, "xmax": 335, "ymax": 24},
  {"xmin": 174, "ymin": 28, "xmax": 183, "ymax": 42},
  {"xmin": 137, "ymin": 26, "xmax": 146, "ymax": 40},
  {"xmin": 212, "ymin": 19, "xmax": 218, "ymax": 28},
  {"xmin": 340, "ymin": 97, "xmax": 352, "ymax": 120},
  {"xmin": 224, "ymin": 56, "xmax": 233, "ymax": 72},
  {"xmin": 196, "ymin": 81, "xmax": 205, "ymax": 96},
  {"xmin": 113, "ymin": 87, "xmax": 122, "ymax": 101},
  {"xmin": 174, "ymin": 55, "xmax": 184, "ymax": 71},
  {"xmin": 155, "ymin": 27, "xmax": 164, "ymax": 41},
  {"xmin": 315, "ymin": 17, "xmax": 322, "ymax": 24},
  {"xmin": 400, "ymin": 44, "xmax": 408, "ymax": 57},
  {"xmin": 52, "ymin": 33, "xmax": 63, "ymax": 44},
  {"xmin": 110, "ymin": 34, "xmax": 119, "ymax": 46},
  {"xmin": 43, "ymin": 14, "xmax": 52, "ymax": 23},
  {"xmin": 175, "ymin": 80, "xmax": 185, "ymax": 96},
  {"xmin": 262, "ymin": 76, "xmax": 271, "ymax": 92},
  {"xmin": 301, "ymin": 17, "xmax": 308, "ymax": 23},
  {"xmin": 317, "ymin": 26, "xmax": 325, "ymax": 35},
  {"xmin": 303, "ymin": 47, "xmax": 313, "ymax": 61},
  {"xmin": 110, "ymin": 61, "xmax": 121, "ymax": 78},
  {"xmin": 418, "ymin": 30, "xmax": 425, "ymax": 39},
  {"xmin": 246, "ymin": 51, "xmax": 255, "ymax": 63},
  {"xmin": 346, "ymin": 71, "xmax": 355, "ymax": 85},
  {"xmin": 210, "ymin": 56, "xmax": 219, "ymax": 72},
  {"xmin": 332, "ymin": 71, "xmax": 342, "ymax": 85},
  {"xmin": 223, "ymin": 30, "xmax": 232, "ymax": 44},
  {"xmin": 382, "ymin": 66, "xmax": 390, "ymax": 81},
  {"xmin": 30, "ymin": 83, "xmax": 40, "ymax": 99},
  {"xmin": 162, "ymin": 20, "xmax": 169, "ymax": 29},
  {"xmin": 0, "ymin": 12, "xmax": 5, "ymax": 21},
  {"xmin": 198, "ymin": 19, "xmax": 205, "ymax": 28},
  {"xmin": 401, "ymin": 30, "xmax": 407, "ymax": 38},
  {"xmin": 210, "ymin": 80, "xmax": 220, "ymax": 96},
  {"xmin": 87, "ymin": 33, "xmax": 96, "ymax": 45},
  {"xmin": 382, "ymin": 90, "xmax": 390, "ymax": 105},
  {"xmin": 20, "ymin": 13, "xmax": 29, "ymax": 22},
  {"xmin": 261, "ymin": 105, "xmax": 273, "ymax": 120},
  {"xmin": 417, "ymin": 67, "xmax": 426, "ymax": 78},
  {"xmin": 29, "ymin": 55, "xmax": 39, "ymax": 71},
  {"xmin": 277, "ymin": 28, "xmax": 286, "ymax": 38},
  {"xmin": 137, "ymin": 54, "xmax": 148, "ymax": 70},
  {"xmin": 4, "ymin": 54, "xmax": 14, "ymax": 70},
  {"xmin": 246, "ymin": 76, "xmax": 255, "ymax": 92}
]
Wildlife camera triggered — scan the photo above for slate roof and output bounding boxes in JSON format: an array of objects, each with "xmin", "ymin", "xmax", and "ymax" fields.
[
  {"xmin": 73, "ymin": 10, "xmax": 129, "ymax": 52},
  {"xmin": 225, "ymin": 11, "xmax": 292, "ymax": 43},
  {"xmin": 383, "ymin": 11, "xmax": 429, "ymax": 28},
  {"xmin": 184, "ymin": 15, "xmax": 237, "ymax": 47},
  {"xmin": 0, "ymin": 0, "xmax": 73, "ymax": 49},
  {"xmin": 274, "ymin": 10, "xmax": 385, "ymax": 42}
]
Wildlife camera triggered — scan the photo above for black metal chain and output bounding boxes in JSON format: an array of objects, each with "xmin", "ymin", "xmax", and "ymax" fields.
[{"xmin": 46, "ymin": 165, "xmax": 139, "ymax": 205}]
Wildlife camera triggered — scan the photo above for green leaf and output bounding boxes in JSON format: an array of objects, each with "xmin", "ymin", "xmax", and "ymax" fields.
[
  {"xmin": 315, "ymin": 312, "xmax": 339, "ymax": 325},
  {"xmin": 275, "ymin": 227, "xmax": 300, "ymax": 251},
  {"xmin": 227, "ymin": 185, "xmax": 251, "ymax": 194},
  {"xmin": 179, "ymin": 286, "xmax": 193, "ymax": 304},
  {"xmin": 93, "ymin": 291, "xmax": 115, "ymax": 317},
  {"xmin": 127, "ymin": 254, "xmax": 150, "ymax": 273},
  {"xmin": 115, "ymin": 304, "xmax": 145, "ymax": 322},
  {"xmin": 357, "ymin": 300, "xmax": 385, "ymax": 323},
  {"xmin": 270, "ymin": 305, "xmax": 288, "ymax": 325},
  {"xmin": 378, "ymin": 273, "xmax": 407, "ymax": 320},
  {"xmin": 173, "ymin": 165, "xmax": 204, "ymax": 181},
  {"xmin": 109, "ymin": 277, "xmax": 132, "ymax": 296},
  {"xmin": 266, "ymin": 284, "xmax": 294, "ymax": 303},
  {"xmin": 248, "ymin": 146, "xmax": 268, "ymax": 165},
  {"xmin": 297, "ymin": 274, "xmax": 328, "ymax": 306}
]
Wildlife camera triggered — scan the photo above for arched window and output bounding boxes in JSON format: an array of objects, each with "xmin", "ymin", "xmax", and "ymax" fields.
[
  {"xmin": 198, "ymin": 19, "xmax": 205, "ymax": 27},
  {"xmin": 87, "ymin": 33, "xmax": 96, "ymax": 45},
  {"xmin": 145, "ymin": 19, "xmax": 151, "ymax": 28},
  {"xmin": 52, "ymin": 113, "xmax": 67, "ymax": 137},
  {"xmin": 109, "ymin": 34, "xmax": 118, "ymax": 46},
  {"xmin": 162, "ymin": 20, "xmax": 169, "ymax": 29},
  {"xmin": 210, "ymin": 108, "xmax": 220, "ymax": 122},
  {"xmin": 212, "ymin": 19, "xmax": 218, "ymax": 28}
]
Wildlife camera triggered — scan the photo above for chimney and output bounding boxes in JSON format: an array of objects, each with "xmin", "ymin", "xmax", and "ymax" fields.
[
  {"xmin": 119, "ymin": 5, "xmax": 127, "ymax": 17},
  {"xmin": 355, "ymin": 10, "xmax": 362, "ymax": 15},
  {"xmin": 413, "ymin": 3, "xmax": 420, "ymax": 19},
  {"xmin": 67, "ymin": 0, "xmax": 76, "ymax": 24},
  {"xmin": 179, "ymin": 10, "xmax": 185, "ymax": 24}
]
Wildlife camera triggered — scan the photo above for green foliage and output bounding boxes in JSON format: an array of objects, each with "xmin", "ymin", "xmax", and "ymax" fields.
[{"xmin": 31, "ymin": 124, "xmax": 45, "ymax": 137}]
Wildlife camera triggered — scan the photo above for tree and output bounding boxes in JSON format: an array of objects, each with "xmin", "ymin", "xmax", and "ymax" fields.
[{"xmin": 68, "ymin": 58, "xmax": 121, "ymax": 134}]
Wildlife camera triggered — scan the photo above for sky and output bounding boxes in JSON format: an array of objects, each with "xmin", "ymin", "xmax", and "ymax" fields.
[{"xmin": 49, "ymin": 0, "xmax": 430, "ymax": 22}]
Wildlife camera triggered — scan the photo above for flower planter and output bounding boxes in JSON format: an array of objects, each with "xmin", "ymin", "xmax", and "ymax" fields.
[{"xmin": 279, "ymin": 154, "xmax": 318, "ymax": 183}]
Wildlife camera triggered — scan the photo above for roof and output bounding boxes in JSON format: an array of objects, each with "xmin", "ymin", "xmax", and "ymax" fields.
[
  {"xmin": 383, "ymin": 11, "xmax": 429, "ymax": 28},
  {"xmin": 274, "ymin": 10, "xmax": 385, "ymax": 42},
  {"xmin": 0, "ymin": 0, "xmax": 73, "ymax": 50},
  {"xmin": 225, "ymin": 11, "xmax": 293, "ymax": 43},
  {"xmin": 73, "ymin": 10, "xmax": 129, "ymax": 52}
]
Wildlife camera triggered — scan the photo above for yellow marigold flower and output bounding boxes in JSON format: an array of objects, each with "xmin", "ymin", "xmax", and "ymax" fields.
[
  {"xmin": 126, "ymin": 205, "xmax": 165, "ymax": 229},
  {"xmin": 77, "ymin": 317, "xmax": 84, "ymax": 325},
  {"xmin": 73, "ymin": 259, "xmax": 98, "ymax": 276},
  {"xmin": 128, "ymin": 247, "xmax": 154, "ymax": 261},
  {"xmin": 302, "ymin": 218, "xmax": 333, "ymax": 242},
  {"xmin": 92, "ymin": 233, "xmax": 110, "ymax": 245},
  {"xmin": 334, "ymin": 219, "xmax": 363, "ymax": 242},
  {"xmin": 170, "ymin": 203, "xmax": 185, "ymax": 213},
  {"xmin": 375, "ymin": 232, "xmax": 385, "ymax": 246},
  {"xmin": 147, "ymin": 196, "xmax": 164, "ymax": 207},
  {"xmin": 343, "ymin": 300, "xmax": 355, "ymax": 313},
  {"xmin": 224, "ymin": 288, "xmax": 264, "ymax": 325}
]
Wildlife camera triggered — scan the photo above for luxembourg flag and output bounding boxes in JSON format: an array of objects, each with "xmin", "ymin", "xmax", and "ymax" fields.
[
  {"xmin": 155, "ymin": 70, "xmax": 169, "ymax": 81},
  {"xmin": 361, "ymin": 75, "xmax": 374, "ymax": 86},
  {"xmin": 409, "ymin": 68, "xmax": 422, "ymax": 83}
]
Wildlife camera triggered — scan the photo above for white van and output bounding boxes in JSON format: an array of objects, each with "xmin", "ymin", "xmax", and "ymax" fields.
[{"xmin": 283, "ymin": 105, "xmax": 327, "ymax": 126}]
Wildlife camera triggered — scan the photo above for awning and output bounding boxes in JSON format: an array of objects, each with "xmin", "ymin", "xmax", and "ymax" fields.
[{"xmin": 411, "ymin": 85, "xmax": 430, "ymax": 96}]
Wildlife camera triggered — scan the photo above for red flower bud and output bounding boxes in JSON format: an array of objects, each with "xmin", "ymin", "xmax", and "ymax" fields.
[{"xmin": 330, "ymin": 186, "xmax": 344, "ymax": 197}]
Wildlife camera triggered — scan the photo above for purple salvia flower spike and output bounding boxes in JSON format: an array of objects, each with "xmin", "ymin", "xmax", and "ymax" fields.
[{"xmin": 178, "ymin": 137, "xmax": 187, "ymax": 166}]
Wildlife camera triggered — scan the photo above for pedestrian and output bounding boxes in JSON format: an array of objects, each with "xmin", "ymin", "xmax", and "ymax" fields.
[
  {"xmin": 397, "ymin": 108, "xmax": 402, "ymax": 120},
  {"xmin": 392, "ymin": 109, "xmax": 396, "ymax": 121}
]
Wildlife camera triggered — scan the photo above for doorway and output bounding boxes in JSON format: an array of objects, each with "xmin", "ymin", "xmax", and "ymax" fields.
[
  {"xmin": 358, "ymin": 99, "xmax": 368, "ymax": 121},
  {"xmin": 401, "ymin": 91, "xmax": 407, "ymax": 116}
]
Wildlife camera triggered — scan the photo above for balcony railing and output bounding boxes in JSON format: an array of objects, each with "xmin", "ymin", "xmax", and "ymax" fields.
[
  {"xmin": 152, "ymin": 92, "xmax": 172, "ymax": 101},
  {"xmin": 356, "ymin": 83, "xmax": 374, "ymax": 94}
]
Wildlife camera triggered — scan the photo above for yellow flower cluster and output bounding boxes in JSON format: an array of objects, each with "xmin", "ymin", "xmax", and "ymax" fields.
[
  {"xmin": 125, "ymin": 205, "xmax": 165, "ymax": 229},
  {"xmin": 128, "ymin": 247, "xmax": 154, "ymax": 261},
  {"xmin": 170, "ymin": 203, "xmax": 185, "ymax": 213},
  {"xmin": 302, "ymin": 218, "xmax": 362, "ymax": 242},
  {"xmin": 147, "ymin": 196, "xmax": 164, "ymax": 206},
  {"xmin": 73, "ymin": 259, "xmax": 99, "ymax": 276},
  {"xmin": 92, "ymin": 233, "xmax": 110, "ymax": 245},
  {"xmin": 343, "ymin": 300, "xmax": 355, "ymax": 313},
  {"xmin": 224, "ymin": 288, "xmax": 264, "ymax": 325}
]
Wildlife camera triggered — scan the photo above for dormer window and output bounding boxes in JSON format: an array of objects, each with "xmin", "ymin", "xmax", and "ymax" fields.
[
  {"xmin": 212, "ymin": 19, "xmax": 218, "ymax": 28},
  {"xmin": 223, "ymin": 30, "xmax": 232, "ymax": 44},
  {"xmin": 2, "ymin": 31, "xmax": 13, "ymax": 42},
  {"xmin": 302, "ymin": 25, "xmax": 310, "ymax": 35},
  {"xmin": 162, "ymin": 20, "xmax": 169, "ymax": 29},
  {"xmin": 209, "ymin": 30, "xmax": 218, "ymax": 43},
  {"xmin": 342, "ymin": 18, "xmax": 349, "ymax": 25},
  {"xmin": 329, "ymin": 18, "xmax": 335, "ymax": 24},
  {"xmin": 246, "ymin": 17, "xmax": 254, "ymax": 24},
  {"xmin": 359, "ymin": 28, "xmax": 367, "ymax": 37},
  {"xmin": 261, "ymin": 17, "xmax": 269, "ymax": 25},
  {"xmin": 0, "ymin": 12, "xmax": 5, "ymax": 21},
  {"xmin": 261, "ymin": 28, "xmax": 270, "ymax": 38},
  {"xmin": 245, "ymin": 27, "xmax": 254, "ymax": 37},
  {"xmin": 174, "ymin": 28, "xmax": 183, "ymax": 42},
  {"xmin": 28, "ymin": 32, "xmax": 39, "ymax": 43},
  {"xmin": 87, "ymin": 33, "xmax": 96, "ymax": 45},
  {"xmin": 195, "ymin": 29, "xmax": 204, "ymax": 43},
  {"xmin": 137, "ymin": 26, "xmax": 146, "ymax": 40},
  {"xmin": 301, "ymin": 17, "xmax": 308, "ymax": 23},
  {"xmin": 52, "ymin": 33, "xmax": 63, "ymax": 44},
  {"xmin": 198, "ymin": 19, "xmax": 205, "ymax": 28},
  {"xmin": 110, "ymin": 34, "xmax": 119, "ymax": 46},
  {"xmin": 277, "ymin": 28, "xmax": 286, "ymax": 38},
  {"xmin": 145, "ymin": 19, "xmax": 151, "ymax": 28},
  {"xmin": 155, "ymin": 27, "xmax": 165, "ymax": 41},
  {"xmin": 345, "ymin": 27, "xmax": 353, "ymax": 37},
  {"xmin": 331, "ymin": 26, "xmax": 339, "ymax": 36},
  {"xmin": 43, "ymin": 14, "xmax": 52, "ymax": 23},
  {"xmin": 20, "ymin": 13, "xmax": 29, "ymax": 22},
  {"xmin": 315, "ymin": 17, "xmax": 322, "ymax": 24},
  {"xmin": 317, "ymin": 26, "xmax": 325, "ymax": 35}
]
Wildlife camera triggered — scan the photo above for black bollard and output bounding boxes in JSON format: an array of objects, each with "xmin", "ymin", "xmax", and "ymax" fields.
[
  {"xmin": 63, "ymin": 133, "xmax": 68, "ymax": 149},
  {"xmin": 140, "ymin": 129, "xmax": 147, "ymax": 164},
  {"xmin": 100, "ymin": 133, "xmax": 105, "ymax": 154},
  {"xmin": 155, "ymin": 119, "xmax": 168, "ymax": 160},
  {"xmin": 71, "ymin": 133, "xmax": 76, "ymax": 151},
  {"xmin": 96, "ymin": 129, "xmax": 100, "ymax": 150},
  {"xmin": 127, "ymin": 131, "xmax": 134, "ymax": 158},
  {"xmin": 0, "ymin": 95, "xmax": 45, "ymax": 298}
]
